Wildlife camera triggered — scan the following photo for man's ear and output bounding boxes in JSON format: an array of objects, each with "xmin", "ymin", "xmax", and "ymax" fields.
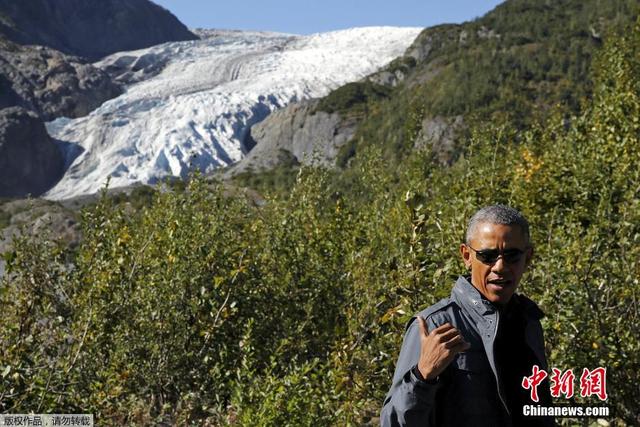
[
  {"xmin": 460, "ymin": 243, "xmax": 472, "ymax": 269},
  {"xmin": 525, "ymin": 245, "xmax": 534, "ymax": 268}
]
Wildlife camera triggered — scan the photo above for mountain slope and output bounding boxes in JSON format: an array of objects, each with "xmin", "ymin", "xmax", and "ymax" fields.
[
  {"xmin": 0, "ymin": 0, "xmax": 198, "ymax": 198},
  {"xmin": 345, "ymin": 0, "xmax": 639, "ymax": 165},
  {"xmin": 0, "ymin": 36, "xmax": 121, "ymax": 121},
  {"xmin": 236, "ymin": 0, "xmax": 639, "ymax": 178},
  {"xmin": 0, "ymin": 35, "xmax": 123, "ymax": 198},
  {"xmin": 0, "ymin": 107, "xmax": 63, "ymax": 197},
  {"xmin": 44, "ymin": 27, "xmax": 422, "ymax": 200},
  {"xmin": 0, "ymin": 0, "xmax": 197, "ymax": 61}
]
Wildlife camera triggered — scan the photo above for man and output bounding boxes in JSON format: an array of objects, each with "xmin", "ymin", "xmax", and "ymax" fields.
[{"xmin": 380, "ymin": 205, "xmax": 553, "ymax": 426}]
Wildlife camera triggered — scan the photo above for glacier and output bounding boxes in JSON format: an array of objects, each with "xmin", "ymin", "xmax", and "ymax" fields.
[{"xmin": 44, "ymin": 27, "xmax": 423, "ymax": 200}]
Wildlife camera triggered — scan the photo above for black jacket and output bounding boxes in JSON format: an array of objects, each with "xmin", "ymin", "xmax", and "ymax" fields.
[{"xmin": 380, "ymin": 276, "xmax": 554, "ymax": 427}]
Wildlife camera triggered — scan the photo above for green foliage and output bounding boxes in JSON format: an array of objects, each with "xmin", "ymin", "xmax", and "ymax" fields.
[
  {"xmin": 231, "ymin": 157, "xmax": 300, "ymax": 194},
  {"xmin": 343, "ymin": 0, "xmax": 639, "ymax": 166},
  {"xmin": 315, "ymin": 81, "xmax": 392, "ymax": 115},
  {"xmin": 109, "ymin": 185, "xmax": 157, "ymax": 210},
  {"xmin": 385, "ymin": 55, "xmax": 417, "ymax": 76},
  {"xmin": 2, "ymin": 13, "xmax": 640, "ymax": 427},
  {"xmin": 229, "ymin": 358, "xmax": 340, "ymax": 426},
  {"xmin": 0, "ymin": 209, "xmax": 10, "ymax": 229}
]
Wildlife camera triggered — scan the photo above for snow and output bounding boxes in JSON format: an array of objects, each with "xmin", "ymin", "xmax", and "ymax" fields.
[{"xmin": 44, "ymin": 27, "xmax": 422, "ymax": 200}]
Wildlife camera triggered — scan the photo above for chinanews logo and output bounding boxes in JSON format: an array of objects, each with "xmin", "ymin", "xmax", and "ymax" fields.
[{"xmin": 521, "ymin": 365, "xmax": 612, "ymax": 418}]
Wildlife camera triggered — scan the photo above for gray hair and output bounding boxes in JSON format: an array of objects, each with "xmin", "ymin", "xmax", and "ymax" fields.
[{"xmin": 465, "ymin": 204, "xmax": 530, "ymax": 245}]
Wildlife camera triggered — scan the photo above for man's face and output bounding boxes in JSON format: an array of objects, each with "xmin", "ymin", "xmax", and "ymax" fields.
[{"xmin": 460, "ymin": 222, "xmax": 533, "ymax": 305}]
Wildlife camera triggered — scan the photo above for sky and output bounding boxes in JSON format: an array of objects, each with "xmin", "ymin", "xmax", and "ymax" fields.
[{"xmin": 152, "ymin": 0, "xmax": 506, "ymax": 35}]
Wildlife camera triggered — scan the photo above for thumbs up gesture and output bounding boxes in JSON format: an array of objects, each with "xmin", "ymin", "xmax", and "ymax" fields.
[{"xmin": 416, "ymin": 318, "xmax": 471, "ymax": 381}]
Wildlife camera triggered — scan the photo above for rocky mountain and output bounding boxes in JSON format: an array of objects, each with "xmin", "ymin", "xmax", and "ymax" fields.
[
  {"xmin": 0, "ymin": 0, "xmax": 198, "ymax": 61},
  {"xmin": 0, "ymin": 37, "xmax": 121, "ymax": 121},
  {"xmin": 0, "ymin": 0, "xmax": 200, "ymax": 198},
  {"xmin": 227, "ymin": 99, "xmax": 359, "ymax": 176},
  {"xmin": 0, "ymin": 35, "xmax": 121, "ymax": 198},
  {"xmin": 0, "ymin": 107, "xmax": 63, "ymax": 197}
]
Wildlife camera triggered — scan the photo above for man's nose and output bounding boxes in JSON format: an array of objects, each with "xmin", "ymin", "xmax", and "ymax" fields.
[{"xmin": 491, "ymin": 256, "xmax": 508, "ymax": 272}]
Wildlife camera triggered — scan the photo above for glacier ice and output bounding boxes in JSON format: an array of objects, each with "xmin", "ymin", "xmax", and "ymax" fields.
[{"xmin": 44, "ymin": 27, "xmax": 422, "ymax": 200}]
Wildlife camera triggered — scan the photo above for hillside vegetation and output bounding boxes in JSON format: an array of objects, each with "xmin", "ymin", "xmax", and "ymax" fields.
[
  {"xmin": 1, "ymin": 14, "xmax": 639, "ymax": 425},
  {"xmin": 317, "ymin": 0, "xmax": 639, "ymax": 168}
]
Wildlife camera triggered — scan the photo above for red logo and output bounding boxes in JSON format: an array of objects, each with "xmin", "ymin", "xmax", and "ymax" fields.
[
  {"xmin": 522, "ymin": 366, "xmax": 607, "ymax": 401},
  {"xmin": 579, "ymin": 367, "xmax": 608, "ymax": 401},
  {"xmin": 522, "ymin": 364, "xmax": 548, "ymax": 402},
  {"xmin": 550, "ymin": 368, "xmax": 575, "ymax": 398}
]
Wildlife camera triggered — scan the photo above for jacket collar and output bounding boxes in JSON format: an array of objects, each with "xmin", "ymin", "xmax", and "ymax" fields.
[
  {"xmin": 451, "ymin": 275, "xmax": 497, "ymax": 317},
  {"xmin": 451, "ymin": 275, "xmax": 544, "ymax": 320}
]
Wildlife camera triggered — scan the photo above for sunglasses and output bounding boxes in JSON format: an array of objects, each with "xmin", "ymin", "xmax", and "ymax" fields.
[{"xmin": 467, "ymin": 245, "xmax": 527, "ymax": 265}]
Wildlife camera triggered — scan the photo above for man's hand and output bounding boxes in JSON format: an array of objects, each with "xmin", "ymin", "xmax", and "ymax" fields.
[{"xmin": 416, "ymin": 318, "xmax": 470, "ymax": 380}]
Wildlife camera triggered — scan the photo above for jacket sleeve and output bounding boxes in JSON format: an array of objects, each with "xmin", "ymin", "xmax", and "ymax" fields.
[{"xmin": 380, "ymin": 316, "xmax": 442, "ymax": 427}]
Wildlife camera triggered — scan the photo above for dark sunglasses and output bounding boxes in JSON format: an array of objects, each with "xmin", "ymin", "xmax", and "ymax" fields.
[{"xmin": 467, "ymin": 245, "xmax": 527, "ymax": 265}]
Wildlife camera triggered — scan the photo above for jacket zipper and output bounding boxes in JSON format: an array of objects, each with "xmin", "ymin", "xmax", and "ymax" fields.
[{"xmin": 491, "ymin": 309, "xmax": 510, "ymax": 416}]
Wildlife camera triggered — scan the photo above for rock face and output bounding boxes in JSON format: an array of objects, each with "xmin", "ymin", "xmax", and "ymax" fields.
[
  {"xmin": 0, "ymin": 38, "xmax": 122, "ymax": 121},
  {"xmin": 0, "ymin": 0, "xmax": 198, "ymax": 61},
  {"xmin": 0, "ymin": 0, "xmax": 196, "ymax": 199},
  {"xmin": 404, "ymin": 24, "xmax": 461, "ymax": 63},
  {"xmin": 98, "ymin": 50, "xmax": 173, "ymax": 86},
  {"xmin": 0, "ymin": 38, "xmax": 120, "ymax": 198},
  {"xmin": 414, "ymin": 115, "xmax": 465, "ymax": 165},
  {"xmin": 0, "ymin": 107, "xmax": 63, "ymax": 197},
  {"xmin": 229, "ymin": 100, "xmax": 358, "ymax": 175}
]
